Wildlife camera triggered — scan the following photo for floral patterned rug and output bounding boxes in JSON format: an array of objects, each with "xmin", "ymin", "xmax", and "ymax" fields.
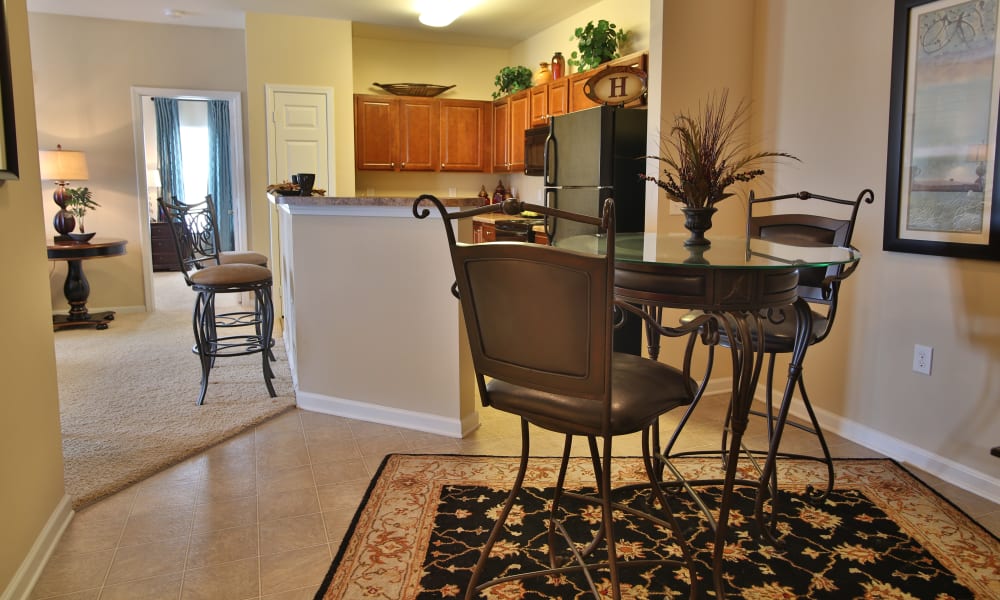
[{"xmin": 315, "ymin": 455, "xmax": 999, "ymax": 599}]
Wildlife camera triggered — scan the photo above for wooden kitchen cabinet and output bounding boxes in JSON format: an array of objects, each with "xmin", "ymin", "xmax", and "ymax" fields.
[
  {"xmin": 568, "ymin": 69, "xmax": 601, "ymax": 113},
  {"xmin": 548, "ymin": 78, "xmax": 569, "ymax": 119},
  {"xmin": 354, "ymin": 95, "xmax": 438, "ymax": 171},
  {"xmin": 529, "ymin": 85, "xmax": 548, "ymax": 127},
  {"xmin": 491, "ymin": 98, "xmax": 509, "ymax": 172},
  {"xmin": 439, "ymin": 99, "xmax": 488, "ymax": 172},
  {"xmin": 472, "ymin": 220, "xmax": 496, "ymax": 243},
  {"xmin": 507, "ymin": 90, "xmax": 529, "ymax": 173}
]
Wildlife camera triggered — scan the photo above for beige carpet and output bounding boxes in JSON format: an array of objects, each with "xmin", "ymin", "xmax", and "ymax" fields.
[{"xmin": 54, "ymin": 274, "xmax": 296, "ymax": 508}]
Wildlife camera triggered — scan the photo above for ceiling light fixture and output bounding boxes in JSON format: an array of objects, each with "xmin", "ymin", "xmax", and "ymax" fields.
[
  {"xmin": 163, "ymin": 8, "xmax": 189, "ymax": 18},
  {"xmin": 416, "ymin": 0, "xmax": 472, "ymax": 28}
]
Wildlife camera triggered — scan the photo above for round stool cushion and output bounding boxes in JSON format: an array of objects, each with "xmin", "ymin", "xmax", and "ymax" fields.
[
  {"xmin": 190, "ymin": 263, "xmax": 272, "ymax": 287},
  {"xmin": 220, "ymin": 251, "xmax": 268, "ymax": 266}
]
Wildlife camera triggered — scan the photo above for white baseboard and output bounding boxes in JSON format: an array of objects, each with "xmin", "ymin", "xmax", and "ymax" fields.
[
  {"xmin": 800, "ymin": 402, "xmax": 1000, "ymax": 503},
  {"xmin": 1, "ymin": 496, "xmax": 74, "ymax": 600},
  {"xmin": 694, "ymin": 378, "xmax": 999, "ymax": 503},
  {"xmin": 296, "ymin": 390, "xmax": 477, "ymax": 439}
]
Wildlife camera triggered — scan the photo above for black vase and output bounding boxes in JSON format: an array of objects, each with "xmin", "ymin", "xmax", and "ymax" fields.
[{"xmin": 681, "ymin": 206, "xmax": 717, "ymax": 247}]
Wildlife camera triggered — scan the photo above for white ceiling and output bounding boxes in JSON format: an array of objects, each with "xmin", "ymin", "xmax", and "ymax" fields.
[{"xmin": 25, "ymin": 0, "xmax": 603, "ymax": 47}]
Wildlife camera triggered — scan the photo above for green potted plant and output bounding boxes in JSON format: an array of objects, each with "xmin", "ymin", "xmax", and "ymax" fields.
[
  {"xmin": 568, "ymin": 19, "xmax": 628, "ymax": 72},
  {"xmin": 64, "ymin": 186, "xmax": 100, "ymax": 235},
  {"xmin": 492, "ymin": 65, "xmax": 533, "ymax": 100},
  {"xmin": 641, "ymin": 90, "xmax": 798, "ymax": 246}
]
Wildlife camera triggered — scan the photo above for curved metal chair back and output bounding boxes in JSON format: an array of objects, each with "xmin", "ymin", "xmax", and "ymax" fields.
[
  {"xmin": 157, "ymin": 196, "xmax": 223, "ymax": 277},
  {"xmin": 415, "ymin": 195, "xmax": 616, "ymax": 415},
  {"xmin": 747, "ymin": 189, "xmax": 874, "ymax": 338}
]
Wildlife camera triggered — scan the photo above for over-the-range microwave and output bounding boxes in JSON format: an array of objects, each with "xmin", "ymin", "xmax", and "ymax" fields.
[{"xmin": 523, "ymin": 125, "xmax": 548, "ymax": 176}]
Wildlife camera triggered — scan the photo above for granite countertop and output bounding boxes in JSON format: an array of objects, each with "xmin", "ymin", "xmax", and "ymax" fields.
[{"xmin": 270, "ymin": 194, "xmax": 487, "ymax": 209}]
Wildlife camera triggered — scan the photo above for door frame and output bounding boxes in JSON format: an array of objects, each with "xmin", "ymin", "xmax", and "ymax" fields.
[{"xmin": 130, "ymin": 86, "xmax": 248, "ymax": 312}]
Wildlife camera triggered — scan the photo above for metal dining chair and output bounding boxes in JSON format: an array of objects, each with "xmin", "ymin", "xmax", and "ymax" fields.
[{"xmin": 414, "ymin": 194, "xmax": 704, "ymax": 600}]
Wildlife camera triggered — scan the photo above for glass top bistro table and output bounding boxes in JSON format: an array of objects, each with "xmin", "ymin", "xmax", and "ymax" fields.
[{"xmin": 558, "ymin": 231, "xmax": 861, "ymax": 598}]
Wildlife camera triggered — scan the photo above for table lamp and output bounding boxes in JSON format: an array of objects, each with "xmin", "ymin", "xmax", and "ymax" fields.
[{"xmin": 39, "ymin": 145, "xmax": 89, "ymax": 241}]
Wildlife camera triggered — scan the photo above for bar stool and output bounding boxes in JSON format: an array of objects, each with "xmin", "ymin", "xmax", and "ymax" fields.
[{"xmin": 158, "ymin": 197, "xmax": 277, "ymax": 405}]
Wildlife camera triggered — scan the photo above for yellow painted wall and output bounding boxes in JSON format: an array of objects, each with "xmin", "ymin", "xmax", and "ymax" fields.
[
  {"xmin": 244, "ymin": 13, "xmax": 356, "ymax": 253},
  {"xmin": 756, "ymin": 0, "xmax": 1000, "ymax": 482},
  {"xmin": 510, "ymin": 0, "xmax": 650, "ymax": 76},
  {"xmin": 28, "ymin": 14, "xmax": 248, "ymax": 312},
  {"xmin": 0, "ymin": 0, "xmax": 67, "ymax": 591}
]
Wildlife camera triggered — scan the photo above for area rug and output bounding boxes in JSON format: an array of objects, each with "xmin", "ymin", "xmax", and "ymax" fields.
[
  {"xmin": 316, "ymin": 455, "xmax": 999, "ymax": 599},
  {"xmin": 55, "ymin": 301, "xmax": 296, "ymax": 509}
]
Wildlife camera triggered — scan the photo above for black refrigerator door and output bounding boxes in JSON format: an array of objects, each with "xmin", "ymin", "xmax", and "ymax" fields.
[
  {"xmin": 543, "ymin": 187, "xmax": 607, "ymax": 244},
  {"xmin": 545, "ymin": 106, "xmax": 613, "ymax": 188}
]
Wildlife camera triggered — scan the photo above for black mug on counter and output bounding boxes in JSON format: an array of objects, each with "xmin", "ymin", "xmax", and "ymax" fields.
[{"xmin": 292, "ymin": 173, "xmax": 315, "ymax": 196}]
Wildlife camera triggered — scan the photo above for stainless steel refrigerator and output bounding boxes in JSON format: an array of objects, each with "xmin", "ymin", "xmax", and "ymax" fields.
[{"xmin": 542, "ymin": 104, "xmax": 648, "ymax": 353}]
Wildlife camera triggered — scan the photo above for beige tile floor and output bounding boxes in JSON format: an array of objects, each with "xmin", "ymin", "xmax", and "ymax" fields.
[
  {"xmin": 29, "ymin": 392, "xmax": 1000, "ymax": 600},
  {"xmin": 36, "ymin": 275, "xmax": 998, "ymax": 598}
]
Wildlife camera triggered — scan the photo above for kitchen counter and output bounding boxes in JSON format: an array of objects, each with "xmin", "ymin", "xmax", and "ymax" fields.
[
  {"xmin": 267, "ymin": 193, "xmax": 479, "ymax": 438},
  {"xmin": 272, "ymin": 194, "xmax": 486, "ymax": 217}
]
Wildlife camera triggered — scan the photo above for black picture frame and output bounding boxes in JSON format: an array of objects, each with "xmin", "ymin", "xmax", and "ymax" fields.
[
  {"xmin": 0, "ymin": 2, "xmax": 18, "ymax": 181},
  {"xmin": 884, "ymin": 0, "xmax": 1000, "ymax": 260}
]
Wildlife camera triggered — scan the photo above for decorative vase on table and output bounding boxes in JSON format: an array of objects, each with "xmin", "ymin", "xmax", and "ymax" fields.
[{"xmin": 680, "ymin": 206, "xmax": 717, "ymax": 247}]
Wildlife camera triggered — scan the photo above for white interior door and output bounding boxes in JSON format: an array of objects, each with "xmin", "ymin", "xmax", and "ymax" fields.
[{"xmin": 266, "ymin": 86, "xmax": 333, "ymax": 191}]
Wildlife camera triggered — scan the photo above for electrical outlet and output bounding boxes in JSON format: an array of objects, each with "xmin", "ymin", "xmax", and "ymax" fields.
[
  {"xmin": 913, "ymin": 344, "xmax": 932, "ymax": 375},
  {"xmin": 448, "ymin": 187, "xmax": 457, "ymax": 197}
]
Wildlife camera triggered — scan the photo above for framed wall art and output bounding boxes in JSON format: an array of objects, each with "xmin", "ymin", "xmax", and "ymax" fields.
[
  {"xmin": 0, "ymin": 1, "xmax": 17, "ymax": 181},
  {"xmin": 884, "ymin": 0, "xmax": 1000, "ymax": 260}
]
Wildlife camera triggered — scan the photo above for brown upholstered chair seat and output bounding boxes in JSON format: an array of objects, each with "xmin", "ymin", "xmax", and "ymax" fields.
[
  {"xmin": 219, "ymin": 250, "xmax": 268, "ymax": 266},
  {"xmin": 488, "ymin": 353, "xmax": 694, "ymax": 436},
  {"xmin": 189, "ymin": 263, "xmax": 271, "ymax": 287}
]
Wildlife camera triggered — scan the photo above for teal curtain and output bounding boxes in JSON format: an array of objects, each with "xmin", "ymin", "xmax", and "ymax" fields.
[
  {"xmin": 153, "ymin": 97, "xmax": 185, "ymax": 207},
  {"xmin": 207, "ymin": 100, "xmax": 234, "ymax": 250}
]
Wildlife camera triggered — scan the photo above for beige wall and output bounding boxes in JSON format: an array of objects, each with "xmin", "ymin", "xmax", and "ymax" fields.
[
  {"xmin": 244, "ymin": 13, "xmax": 355, "ymax": 254},
  {"xmin": 29, "ymin": 14, "xmax": 248, "ymax": 312},
  {"xmin": 0, "ymin": 0, "xmax": 67, "ymax": 591},
  {"xmin": 754, "ymin": 0, "xmax": 1000, "ymax": 486}
]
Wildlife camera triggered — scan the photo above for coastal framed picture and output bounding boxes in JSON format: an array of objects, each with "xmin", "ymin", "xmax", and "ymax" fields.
[
  {"xmin": 0, "ymin": 1, "xmax": 18, "ymax": 181},
  {"xmin": 884, "ymin": 0, "xmax": 1000, "ymax": 260}
]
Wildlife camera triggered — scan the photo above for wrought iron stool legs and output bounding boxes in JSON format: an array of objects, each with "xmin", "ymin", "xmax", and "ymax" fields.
[{"xmin": 191, "ymin": 283, "xmax": 276, "ymax": 406}]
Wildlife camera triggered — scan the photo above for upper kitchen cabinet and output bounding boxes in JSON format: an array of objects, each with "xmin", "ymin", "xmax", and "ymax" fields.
[
  {"xmin": 507, "ymin": 89, "xmax": 530, "ymax": 173},
  {"xmin": 439, "ymin": 99, "xmax": 489, "ymax": 172},
  {"xmin": 529, "ymin": 85, "xmax": 548, "ymax": 127},
  {"xmin": 354, "ymin": 95, "xmax": 438, "ymax": 171},
  {"xmin": 491, "ymin": 90, "xmax": 529, "ymax": 173},
  {"xmin": 492, "ymin": 97, "xmax": 509, "ymax": 172}
]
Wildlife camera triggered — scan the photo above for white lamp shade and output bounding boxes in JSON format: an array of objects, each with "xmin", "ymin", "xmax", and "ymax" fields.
[
  {"xmin": 147, "ymin": 168, "xmax": 162, "ymax": 188},
  {"xmin": 39, "ymin": 147, "xmax": 89, "ymax": 182}
]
